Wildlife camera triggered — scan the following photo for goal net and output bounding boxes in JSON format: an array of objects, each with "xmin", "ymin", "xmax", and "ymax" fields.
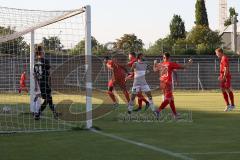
[{"xmin": 0, "ymin": 6, "xmax": 92, "ymax": 133}]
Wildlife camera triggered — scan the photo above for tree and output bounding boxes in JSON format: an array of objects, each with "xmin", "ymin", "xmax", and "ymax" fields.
[
  {"xmin": 42, "ymin": 36, "xmax": 63, "ymax": 52},
  {"xmin": 71, "ymin": 36, "xmax": 107, "ymax": 55},
  {"xmin": 147, "ymin": 36, "xmax": 174, "ymax": 55},
  {"xmin": 195, "ymin": 0, "xmax": 209, "ymax": 27},
  {"xmin": 187, "ymin": 25, "xmax": 222, "ymax": 54},
  {"xmin": 0, "ymin": 26, "xmax": 29, "ymax": 55},
  {"xmin": 224, "ymin": 7, "xmax": 238, "ymax": 27},
  {"xmin": 170, "ymin": 14, "xmax": 186, "ymax": 42},
  {"xmin": 115, "ymin": 34, "xmax": 144, "ymax": 53}
]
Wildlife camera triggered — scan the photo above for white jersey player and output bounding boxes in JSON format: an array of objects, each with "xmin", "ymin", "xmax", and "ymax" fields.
[{"xmin": 127, "ymin": 53, "xmax": 155, "ymax": 114}]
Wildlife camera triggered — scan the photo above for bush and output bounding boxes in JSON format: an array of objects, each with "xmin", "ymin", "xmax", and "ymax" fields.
[{"xmin": 196, "ymin": 44, "xmax": 215, "ymax": 55}]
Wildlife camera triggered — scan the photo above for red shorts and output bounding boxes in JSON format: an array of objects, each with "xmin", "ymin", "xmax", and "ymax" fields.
[
  {"xmin": 20, "ymin": 82, "xmax": 26, "ymax": 88},
  {"xmin": 160, "ymin": 82, "xmax": 173, "ymax": 100},
  {"xmin": 108, "ymin": 79, "xmax": 127, "ymax": 90},
  {"xmin": 220, "ymin": 77, "xmax": 231, "ymax": 89}
]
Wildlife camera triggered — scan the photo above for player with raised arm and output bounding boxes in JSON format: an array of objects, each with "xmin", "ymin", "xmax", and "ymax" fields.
[
  {"xmin": 104, "ymin": 56, "xmax": 130, "ymax": 107},
  {"xmin": 127, "ymin": 53, "xmax": 155, "ymax": 114},
  {"xmin": 215, "ymin": 48, "xmax": 235, "ymax": 111},
  {"xmin": 153, "ymin": 53, "xmax": 192, "ymax": 118},
  {"xmin": 126, "ymin": 52, "xmax": 149, "ymax": 111},
  {"xmin": 33, "ymin": 45, "xmax": 58, "ymax": 119}
]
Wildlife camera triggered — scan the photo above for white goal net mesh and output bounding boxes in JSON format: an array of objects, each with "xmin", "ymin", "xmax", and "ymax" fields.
[{"xmin": 0, "ymin": 6, "xmax": 90, "ymax": 133}]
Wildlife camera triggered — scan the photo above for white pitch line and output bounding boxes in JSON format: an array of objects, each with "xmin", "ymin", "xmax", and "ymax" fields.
[
  {"xmin": 91, "ymin": 129, "xmax": 193, "ymax": 160},
  {"xmin": 179, "ymin": 151, "xmax": 240, "ymax": 155}
]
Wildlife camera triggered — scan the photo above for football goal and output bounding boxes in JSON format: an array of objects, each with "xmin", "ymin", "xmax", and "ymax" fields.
[{"xmin": 0, "ymin": 5, "xmax": 92, "ymax": 133}]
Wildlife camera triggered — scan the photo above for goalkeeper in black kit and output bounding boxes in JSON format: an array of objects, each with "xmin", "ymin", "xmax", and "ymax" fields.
[{"xmin": 33, "ymin": 45, "xmax": 58, "ymax": 120}]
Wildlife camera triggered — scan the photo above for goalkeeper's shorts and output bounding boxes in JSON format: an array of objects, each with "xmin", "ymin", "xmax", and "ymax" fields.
[{"xmin": 220, "ymin": 77, "xmax": 231, "ymax": 89}]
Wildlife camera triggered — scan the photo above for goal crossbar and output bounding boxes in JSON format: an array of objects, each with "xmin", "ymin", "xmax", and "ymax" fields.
[{"xmin": 0, "ymin": 8, "xmax": 85, "ymax": 43}]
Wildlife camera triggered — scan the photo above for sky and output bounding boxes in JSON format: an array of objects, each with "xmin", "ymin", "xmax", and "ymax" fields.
[{"xmin": 0, "ymin": 0, "xmax": 239, "ymax": 48}]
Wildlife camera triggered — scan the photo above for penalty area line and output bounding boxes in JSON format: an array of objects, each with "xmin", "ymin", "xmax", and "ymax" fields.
[{"xmin": 91, "ymin": 129, "xmax": 194, "ymax": 160}]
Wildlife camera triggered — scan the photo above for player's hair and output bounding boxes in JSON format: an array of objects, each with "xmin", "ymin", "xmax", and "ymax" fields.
[
  {"xmin": 137, "ymin": 53, "xmax": 143, "ymax": 59},
  {"xmin": 215, "ymin": 48, "xmax": 223, "ymax": 53},
  {"xmin": 129, "ymin": 52, "xmax": 136, "ymax": 57},
  {"xmin": 35, "ymin": 45, "xmax": 45, "ymax": 55},
  {"xmin": 163, "ymin": 52, "xmax": 170, "ymax": 59},
  {"xmin": 103, "ymin": 56, "xmax": 111, "ymax": 62}
]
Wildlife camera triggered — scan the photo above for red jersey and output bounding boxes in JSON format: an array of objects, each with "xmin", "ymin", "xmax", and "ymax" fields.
[
  {"xmin": 220, "ymin": 55, "xmax": 230, "ymax": 79},
  {"xmin": 20, "ymin": 73, "xmax": 26, "ymax": 83},
  {"xmin": 128, "ymin": 57, "xmax": 137, "ymax": 67},
  {"xmin": 106, "ymin": 60, "xmax": 126, "ymax": 81},
  {"xmin": 157, "ymin": 62, "xmax": 181, "ymax": 84}
]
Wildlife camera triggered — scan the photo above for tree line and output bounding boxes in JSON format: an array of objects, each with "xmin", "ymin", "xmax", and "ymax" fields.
[{"xmin": 0, "ymin": 0, "xmax": 238, "ymax": 55}]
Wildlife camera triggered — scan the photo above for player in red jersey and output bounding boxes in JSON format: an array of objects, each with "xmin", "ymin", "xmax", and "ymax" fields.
[
  {"xmin": 104, "ymin": 56, "xmax": 130, "ymax": 107},
  {"xmin": 19, "ymin": 68, "xmax": 28, "ymax": 94},
  {"xmin": 215, "ymin": 48, "xmax": 235, "ymax": 111},
  {"xmin": 126, "ymin": 52, "xmax": 149, "ymax": 111},
  {"xmin": 153, "ymin": 53, "xmax": 192, "ymax": 118}
]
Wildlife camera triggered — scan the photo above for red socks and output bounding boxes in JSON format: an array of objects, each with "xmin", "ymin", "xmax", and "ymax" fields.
[
  {"xmin": 169, "ymin": 100, "xmax": 177, "ymax": 115},
  {"xmin": 228, "ymin": 91, "xmax": 234, "ymax": 106},
  {"xmin": 123, "ymin": 90, "xmax": 130, "ymax": 102},
  {"xmin": 222, "ymin": 91, "xmax": 230, "ymax": 106},
  {"xmin": 107, "ymin": 91, "xmax": 116, "ymax": 103},
  {"xmin": 158, "ymin": 99, "xmax": 177, "ymax": 115}
]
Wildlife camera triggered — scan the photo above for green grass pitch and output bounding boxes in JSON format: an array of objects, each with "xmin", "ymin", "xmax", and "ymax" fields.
[{"xmin": 1, "ymin": 91, "xmax": 240, "ymax": 160}]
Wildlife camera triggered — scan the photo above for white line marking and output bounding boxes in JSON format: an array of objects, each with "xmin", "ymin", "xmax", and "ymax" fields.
[
  {"xmin": 91, "ymin": 129, "xmax": 193, "ymax": 160},
  {"xmin": 179, "ymin": 151, "xmax": 240, "ymax": 155}
]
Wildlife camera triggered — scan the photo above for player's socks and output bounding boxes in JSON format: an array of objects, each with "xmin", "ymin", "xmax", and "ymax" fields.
[
  {"xmin": 228, "ymin": 91, "xmax": 234, "ymax": 106},
  {"xmin": 137, "ymin": 98, "xmax": 143, "ymax": 109},
  {"xmin": 222, "ymin": 91, "xmax": 230, "ymax": 106},
  {"xmin": 128, "ymin": 100, "xmax": 134, "ymax": 114},
  {"xmin": 107, "ymin": 91, "xmax": 117, "ymax": 103},
  {"xmin": 169, "ymin": 100, "xmax": 177, "ymax": 116},
  {"xmin": 137, "ymin": 93, "xmax": 148, "ymax": 104},
  {"xmin": 123, "ymin": 90, "xmax": 130, "ymax": 102},
  {"xmin": 159, "ymin": 99, "xmax": 169, "ymax": 111}
]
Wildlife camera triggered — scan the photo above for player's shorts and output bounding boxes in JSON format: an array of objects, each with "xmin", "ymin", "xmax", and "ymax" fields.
[
  {"xmin": 39, "ymin": 82, "xmax": 52, "ymax": 99},
  {"xmin": 160, "ymin": 82, "xmax": 173, "ymax": 100},
  {"xmin": 108, "ymin": 79, "xmax": 127, "ymax": 90},
  {"xmin": 131, "ymin": 84, "xmax": 151, "ymax": 94},
  {"xmin": 220, "ymin": 77, "xmax": 231, "ymax": 89},
  {"xmin": 20, "ymin": 82, "xmax": 26, "ymax": 88}
]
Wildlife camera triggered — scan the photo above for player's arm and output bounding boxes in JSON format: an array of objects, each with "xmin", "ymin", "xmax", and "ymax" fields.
[
  {"xmin": 176, "ymin": 59, "xmax": 193, "ymax": 69},
  {"xmin": 173, "ymin": 70, "xmax": 178, "ymax": 86},
  {"xmin": 125, "ymin": 63, "xmax": 135, "ymax": 81},
  {"xmin": 33, "ymin": 73, "xmax": 38, "ymax": 92},
  {"xmin": 222, "ymin": 66, "xmax": 228, "ymax": 82}
]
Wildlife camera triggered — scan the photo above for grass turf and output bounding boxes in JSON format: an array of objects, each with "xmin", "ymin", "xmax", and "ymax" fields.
[{"xmin": 0, "ymin": 91, "xmax": 240, "ymax": 160}]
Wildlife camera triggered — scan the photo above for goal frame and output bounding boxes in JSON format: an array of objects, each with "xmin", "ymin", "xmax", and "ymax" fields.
[{"xmin": 28, "ymin": 5, "xmax": 92, "ymax": 129}]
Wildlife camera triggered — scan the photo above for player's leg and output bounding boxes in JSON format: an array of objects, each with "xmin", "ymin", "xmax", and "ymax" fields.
[
  {"xmin": 225, "ymin": 78, "xmax": 235, "ymax": 110},
  {"xmin": 128, "ymin": 86, "xmax": 138, "ymax": 113},
  {"xmin": 39, "ymin": 83, "xmax": 48, "ymax": 113},
  {"xmin": 107, "ymin": 79, "xmax": 117, "ymax": 105},
  {"xmin": 119, "ymin": 81, "xmax": 130, "ymax": 103},
  {"xmin": 135, "ymin": 93, "xmax": 149, "ymax": 111},
  {"xmin": 142, "ymin": 85, "xmax": 155, "ymax": 112},
  {"xmin": 220, "ymin": 81, "xmax": 230, "ymax": 111},
  {"xmin": 227, "ymin": 89, "xmax": 235, "ymax": 109}
]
